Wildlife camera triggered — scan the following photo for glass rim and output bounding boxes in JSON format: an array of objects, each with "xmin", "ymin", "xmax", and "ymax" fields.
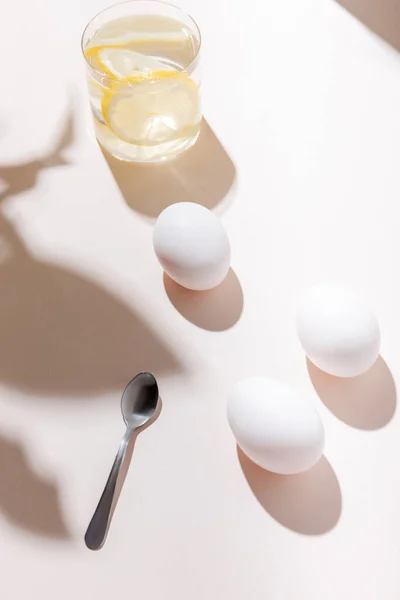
[{"xmin": 81, "ymin": 0, "xmax": 201, "ymax": 83}]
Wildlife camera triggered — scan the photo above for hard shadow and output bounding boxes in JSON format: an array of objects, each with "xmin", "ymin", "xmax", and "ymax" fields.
[
  {"xmin": 0, "ymin": 253, "xmax": 183, "ymax": 396},
  {"xmin": 0, "ymin": 107, "xmax": 183, "ymax": 397},
  {"xmin": 337, "ymin": 0, "xmax": 400, "ymax": 52},
  {"xmin": 101, "ymin": 119, "xmax": 236, "ymax": 220},
  {"xmin": 238, "ymin": 448, "xmax": 342, "ymax": 535},
  {"xmin": 0, "ymin": 434, "xmax": 70, "ymax": 538},
  {"xmin": 0, "ymin": 109, "xmax": 73, "ymax": 201},
  {"xmin": 307, "ymin": 356, "xmax": 396, "ymax": 430},
  {"xmin": 163, "ymin": 268, "xmax": 243, "ymax": 331}
]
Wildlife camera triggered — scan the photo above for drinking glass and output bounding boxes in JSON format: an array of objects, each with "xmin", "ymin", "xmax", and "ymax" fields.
[{"xmin": 82, "ymin": 0, "xmax": 201, "ymax": 162}]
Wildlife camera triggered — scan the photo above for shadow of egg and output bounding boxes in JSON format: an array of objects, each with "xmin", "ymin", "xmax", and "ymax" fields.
[
  {"xmin": 163, "ymin": 268, "xmax": 243, "ymax": 331},
  {"xmin": 238, "ymin": 448, "xmax": 342, "ymax": 535},
  {"xmin": 307, "ymin": 356, "xmax": 396, "ymax": 430}
]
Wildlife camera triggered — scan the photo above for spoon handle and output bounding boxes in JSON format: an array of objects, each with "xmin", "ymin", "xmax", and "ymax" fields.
[{"xmin": 85, "ymin": 428, "xmax": 132, "ymax": 550}]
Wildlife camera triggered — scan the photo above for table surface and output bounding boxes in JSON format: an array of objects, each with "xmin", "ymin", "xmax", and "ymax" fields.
[{"xmin": 1, "ymin": 0, "xmax": 400, "ymax": 597}]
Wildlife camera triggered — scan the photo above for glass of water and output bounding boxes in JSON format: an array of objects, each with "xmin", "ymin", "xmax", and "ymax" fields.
[{"xmin": 82, "ymin": 0, "xmax": 201, "ymax": 162}]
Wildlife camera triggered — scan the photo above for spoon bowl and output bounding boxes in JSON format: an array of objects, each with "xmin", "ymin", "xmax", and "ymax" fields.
[{"xmin": 122, "ymin": 372, "xmax": 159, "ymax": 429}]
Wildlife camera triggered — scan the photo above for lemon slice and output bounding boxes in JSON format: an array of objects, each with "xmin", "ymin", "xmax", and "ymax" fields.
[
  {"xmin": 85, "ymin": 43, "xmax": 198, "ymax": 146},
  {"xmin": 96, "ymin": 47, "xmax": 171, "ymax": 80},
  {"xmin": 102, "ymin": 74, "xmax": 198, "ymax": 146}
]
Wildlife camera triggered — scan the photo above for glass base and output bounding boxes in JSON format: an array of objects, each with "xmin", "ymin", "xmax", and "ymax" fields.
[{"xmin": 95, "ymin": 121, "xmax": 200, "ymax": 163}]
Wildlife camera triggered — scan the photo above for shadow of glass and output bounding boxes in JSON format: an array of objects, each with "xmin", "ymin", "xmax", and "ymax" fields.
[
  {"xmin": 238, "ymin": 447, "xmax": 342, "ymax": 535},
  {"xmin": 101, "ymin": 118, "xmax": 236, "ymax": 220},
  {"xmin": 0, "ymin": 107, "xmax": 183, "ymax": 397},
  {"xmin": 307, "ymin": 356, "xmax": 396, "ymax": 430},
  {"xmin": 337, "ymin": 0, "xmax": 400, "ymax": 52},
  {"xmin": 163, "ymin": 268, "xmax": 243, "ymax": 331},
  {"xmin": 0, "ymin": 435, "xmax": 70, "ymax": 538}
]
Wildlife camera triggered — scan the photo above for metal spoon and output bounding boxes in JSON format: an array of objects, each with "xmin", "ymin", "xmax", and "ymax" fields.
[{"xmin": 85, "ymin": 372, "xmax": 159, "ymax": 550}]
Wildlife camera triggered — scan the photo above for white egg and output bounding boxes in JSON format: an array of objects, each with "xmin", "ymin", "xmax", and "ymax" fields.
[
  {"xmin": 153, "ymin": 203, "xmax": 231, "ymax": 291},
  {"xmin": 227, "ymin": 377, "xmax": 325, "ymax": 475},
  {"xmin": 297, "ymin": 284, "xmax": 380, "ymax": 378}
]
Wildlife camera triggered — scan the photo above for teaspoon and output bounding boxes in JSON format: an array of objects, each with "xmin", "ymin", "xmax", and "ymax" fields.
[{"xmin": 85, "ymin": 372, "xmax": 159, "ymax": 550}]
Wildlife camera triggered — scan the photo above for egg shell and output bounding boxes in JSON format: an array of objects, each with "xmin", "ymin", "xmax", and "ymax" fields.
[
  {"xmin": 153, "ymin": 202, "xmax": 231, "ymax": 291},
  {"xmin": 297, "ymin": 284, "xmax": 380, "ymax": 378},
  {"xmin": 227, "ymin": 377, "xmax": 325, "ymax": 475}
]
